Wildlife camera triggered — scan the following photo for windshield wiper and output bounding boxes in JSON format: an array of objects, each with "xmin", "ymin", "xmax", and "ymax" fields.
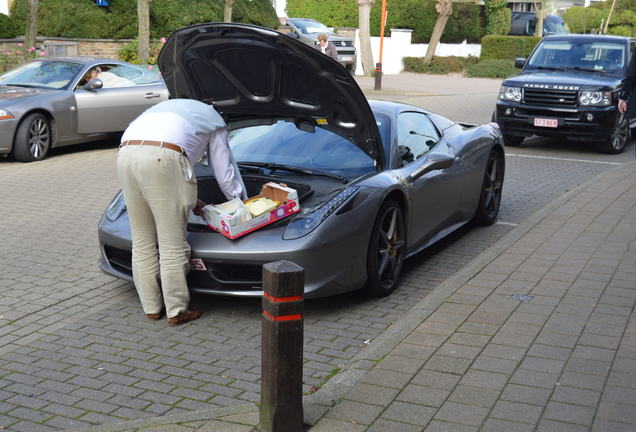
[
  {"xmin": 0, "ymin": 83, "xmax": 36, "ymax": 88},
  {"xmin": 530, "ymin": 66, "xmax": 566, "ymax": 71},
  {"xmin": 238, "ymin": 162, "xmax": 349, "ymax": 183}
]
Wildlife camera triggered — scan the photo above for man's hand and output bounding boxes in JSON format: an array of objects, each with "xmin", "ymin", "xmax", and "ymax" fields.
[
  {"xmin": 193, "ymin": 199, "xmax": 207, "ymax": 217},
  {"xmin": 618, "ymin": 99, "xmax": 628, "ymax": 114}
]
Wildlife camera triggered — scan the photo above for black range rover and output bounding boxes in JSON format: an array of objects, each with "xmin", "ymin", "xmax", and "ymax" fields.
[{"xmin": 496, "ymin": 34, "xmax": 635, "ymax": 154}]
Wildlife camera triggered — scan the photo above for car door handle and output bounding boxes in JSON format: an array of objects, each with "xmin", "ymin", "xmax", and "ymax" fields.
[{"xmin": 144, "ymin": 92, "xmax": 161, "ymax": 99}]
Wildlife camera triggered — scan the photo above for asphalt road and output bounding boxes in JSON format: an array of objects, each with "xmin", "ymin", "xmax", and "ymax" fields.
[{"xmin": 0, "ymin": 73, "xmax": 633, "ymax": 432}]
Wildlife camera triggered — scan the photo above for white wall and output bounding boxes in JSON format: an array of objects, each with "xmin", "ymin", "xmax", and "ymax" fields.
[
  {"xmin": 1, "ymin": 0, "xmax": 9, "ymax": 16},
  {"xmin": 353, "ymin": 29, "xmax": 482, "ymax": 75}
]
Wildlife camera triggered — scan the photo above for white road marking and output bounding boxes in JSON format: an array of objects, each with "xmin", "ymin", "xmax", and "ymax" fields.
[
  {"xmin": 505, "ymin": 153, "xmax": 623, "ymax": 165},
  {"xmin": 496, "ymin": 221, "xmax": 519, "ymax": 227}
]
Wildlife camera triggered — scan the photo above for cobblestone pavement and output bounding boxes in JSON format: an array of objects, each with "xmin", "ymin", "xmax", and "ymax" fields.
[{"xmin": 0, "ymin": 73, "xmax": 633, "ymax": 431}]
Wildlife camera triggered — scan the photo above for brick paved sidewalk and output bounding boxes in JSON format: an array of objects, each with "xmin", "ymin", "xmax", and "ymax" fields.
[
  {"xmin": 69, "ymin": 164, "xmax": 636, "ymax": 431},
  {"xmin": 308, "ymin": 161, "xmax": 636, "ymax": 432}
]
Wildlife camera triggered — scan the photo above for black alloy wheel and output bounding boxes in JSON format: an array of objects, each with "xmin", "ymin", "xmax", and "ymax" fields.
[
  {"xmin": 474, "ymin": 150, "xmax": 504, "ymax": 226},
  {"xmin": 13, "ymin": 113, "xmax": 51, "ymax": 162},
  {"xmin": 365, "ymin": 200, "xmax": 406, "ymax": 297},
  {"xmin": 503, "ymin": 134, "xmax": 524, "ymax": 147},
  {"xmin": 599, "ymin": 113, "xmax": 628, "ymax": 154}
]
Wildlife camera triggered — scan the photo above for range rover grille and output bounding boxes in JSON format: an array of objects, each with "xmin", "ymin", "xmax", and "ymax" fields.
[{"xmin": 523, "ymin": 88, "xmax": 578, "ymax": 107}]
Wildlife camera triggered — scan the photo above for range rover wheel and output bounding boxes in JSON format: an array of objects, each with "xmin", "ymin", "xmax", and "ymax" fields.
[
  {"xmin": 503, "ymin": 134, "xmax": 523, "ymax": 147},
  {"xmin": 365, "ymin": 200, "xmax": 405, "ymax": 297},
  {"xmin": 13, "ymin": 113, "xmax": 51, "ymax": 162},
  {"xmin": 600, "ymin": 113, "xmax": 628, "ymax": 154},
  {"xmin": 473, "ymin": 150, "xmax": 504, "ymax": 226}
]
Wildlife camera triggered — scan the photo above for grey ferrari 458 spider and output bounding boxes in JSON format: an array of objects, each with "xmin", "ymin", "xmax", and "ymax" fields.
[
  {"xmin": 0, "ymin": 57, "xmax": 168, "ymax": 162},
  {"xmin": 97, "ymin": 23, "xmax": 505, "ymax": 299}
]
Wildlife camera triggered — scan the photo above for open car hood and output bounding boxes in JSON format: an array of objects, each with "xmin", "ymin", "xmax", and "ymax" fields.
[{"xmin": 158, "ymin": 23, "xmax": 383, "ymax": 167}]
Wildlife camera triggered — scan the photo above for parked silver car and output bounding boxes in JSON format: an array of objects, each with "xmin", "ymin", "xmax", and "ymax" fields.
[
  {"xmin": 286, "ymin": 18, "xmax": 357, "ymax": 73},
  {"xmin": 98, "ymin": 23, "xmax": 505, "ymax": 299},
  {"xmin": 0, "ymin": 57, "xmax": 169, "ymax": 162}
]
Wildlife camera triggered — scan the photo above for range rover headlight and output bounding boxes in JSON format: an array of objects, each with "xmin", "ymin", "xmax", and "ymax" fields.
[
  {"xmin": 499, "ymin": 86, "xmax": 522, "ymax": 103},
  {"xmin": 579, "ymin": 91, "xmax": 611, "ymax": 106},
  {"xmin": 283, "ymin": 187, "xmax": 359, "ymax": 240},
  {"xmin": 0, "ymin": 108, "xmax": 14, "ymax": 120},
  {"xmin": 106, "ymin": 190, "xmax": 126, "ymax": 222}
]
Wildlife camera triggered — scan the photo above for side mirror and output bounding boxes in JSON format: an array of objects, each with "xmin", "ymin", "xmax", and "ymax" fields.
[
  {"xmin": 407, "ymin": 153, "xmax": 454, "ymax": 182},
  {"xmin": 82, "ymin": 78, "xmax": 103, "ymax": 90},
  {"xmin": 514, "ymin": 58, "xmax": 526, "ymax": 69}
]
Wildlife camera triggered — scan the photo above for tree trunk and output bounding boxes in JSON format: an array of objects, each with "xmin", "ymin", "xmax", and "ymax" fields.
[
  {"xmin": 25, "ymin": 0, "xmax": 38, "ymax": 52},
  {"xmin": 357, "ymin": 0, "xmax": 375, "ymax": 76},
  {"xmin": 424, "ymin": 0, "xmax": 453, "ymax": 65},
  {"xmin": 223, "ymin": 0, "xmax": 236, "ymax": 23},
  {"xmin": 137, "ymin": 0, "xmax": 151, "ymax": 64},
  {"xmin": 535, "ymin": 0, "xmax": 544, "ymax": 37}
]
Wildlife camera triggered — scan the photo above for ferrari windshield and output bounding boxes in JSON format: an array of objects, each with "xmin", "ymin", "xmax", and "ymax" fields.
[
  {"xmin": 0, "ymin": 60, "xmax": 84, "ymax": 89},
  {"xmin": 229, "ymin": 116, "xmax": 388, "ymax": 179},
  {"xmin": 527, "ymin": 40, "xmax": 626, "ymax": 74}
]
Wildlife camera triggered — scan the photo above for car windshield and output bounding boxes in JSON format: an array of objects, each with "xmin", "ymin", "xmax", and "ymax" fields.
[
  {"xmin": 290, "ymin": 19, "xmax": 333, "ymax": 35},
  {"xmin": 229, "ymin": 117, "xmax": 388, "ymax": 179},
  {"xmin": 0, "ymin": 60, "xmax": 84, "ymax": 89},
  {"xmin": 527, "ymin": 40, "xmax": 626, "ymax": 74}
]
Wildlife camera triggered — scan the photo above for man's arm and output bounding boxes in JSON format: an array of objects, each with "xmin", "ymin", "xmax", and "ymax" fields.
[{"xmin": 208, "ymin": 128, "xmax": 244, "ymax": 201}]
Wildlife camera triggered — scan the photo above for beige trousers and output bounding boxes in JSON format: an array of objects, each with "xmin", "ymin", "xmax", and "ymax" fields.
[{"xmin": 117, "ymin": 145, "xmax": 197, "ymax": 318}]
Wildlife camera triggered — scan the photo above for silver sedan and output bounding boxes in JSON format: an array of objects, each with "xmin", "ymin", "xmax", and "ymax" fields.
[{"xmin": 0, "ymin": 57, "xmax": 169, "ymax": 162}]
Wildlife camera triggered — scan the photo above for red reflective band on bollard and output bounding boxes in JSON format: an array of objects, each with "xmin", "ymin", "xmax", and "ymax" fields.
[
  {"xmin": 262, "ymin": 310, "xmax": 302, "ymax": 322},
  {"xmin": 263, "ymin": 292, "xmax": 303, "ymax": 303}
]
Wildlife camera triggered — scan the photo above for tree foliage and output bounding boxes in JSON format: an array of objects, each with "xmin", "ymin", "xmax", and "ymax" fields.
[
  {"xmin": 0, "ymin": 12, "xmax": 20, "ymax": 38},
  {"xmin": 484, "ymin": 0, "xmax": 510, "ymax": 35},
  {"xmin": 562, "ymin": 6, "xmax": 605, "ymax": 34},
  {"xmin": 286, "ymin": 0, "xmax": 486, "ymax": 43},
  {"xmin": 9, "ymin": 0, "xmax": 278, "ymax": 40}
]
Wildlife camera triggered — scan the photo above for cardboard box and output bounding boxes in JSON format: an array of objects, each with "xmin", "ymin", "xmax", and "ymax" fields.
[{"xmin": 204, "ymin": 182, "xmax": 300, "ymax": 239}]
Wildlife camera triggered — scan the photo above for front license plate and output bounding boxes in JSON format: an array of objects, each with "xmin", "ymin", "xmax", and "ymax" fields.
[
  {"xmin": 341, "ymin": 56, "xmax": 353, "ymax": 61},
  {"xmin": 533, "ymin": 118, "xmax": 558, "ymax": 128},
  {"xmin": 189, "ymin": 258, "xmax": 207, "ymax": 271}
]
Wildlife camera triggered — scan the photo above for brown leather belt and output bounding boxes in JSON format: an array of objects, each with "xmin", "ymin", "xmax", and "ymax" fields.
[{"xmin": 120, "ymin": 140, "xmax": 185, "ymax": 155}]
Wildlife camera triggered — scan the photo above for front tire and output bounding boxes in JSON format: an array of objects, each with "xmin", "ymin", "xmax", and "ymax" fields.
[
  {"xmin": 599, "ymin": 113, "xmax": 628, "ymax": 154},
  {"xmin": 13, "ymin": 113, "xmax": 51, "ymax": 162},
  {"xmin": 365, "ymin": 200, "xmax": 406, "ymax": 297},
  {"xmin": 473, "ymin": 150, "xmax": 504, "ymax": 226}
]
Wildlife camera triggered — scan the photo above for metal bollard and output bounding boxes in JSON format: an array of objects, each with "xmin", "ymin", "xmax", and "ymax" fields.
[
  {"xmin": 374, "ymin": 62, "xmax": 383, "ymax": 90},
  {"xmin": 259, "ymin": 261, "xmax": 304, "ymax": 432}
]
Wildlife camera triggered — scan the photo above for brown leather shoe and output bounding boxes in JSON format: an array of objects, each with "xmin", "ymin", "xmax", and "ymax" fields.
[
  {"xmin": 167, "ymin": 309, "xmax": 201, "ymax": 327},
  {"xmin": 146, "ymin": 312, "xmax": 162, "ymax": 320}
]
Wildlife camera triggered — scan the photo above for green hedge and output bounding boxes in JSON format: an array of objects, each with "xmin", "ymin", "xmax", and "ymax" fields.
[
  {"xmin": 480, "ymin": 35, "xmax": 541, "ymax": 61},
  {"xmin": 403, "ymin": 55, "xmax": 478, "ymax": 74},
  {"xmin": 9, "ymin": 0, "xmax": 278, "ymax": 40},
  {"xmin": 0, "ymin": 12, "xmax": 21, "ymax": 38},
  {"xmin": 567, "ymin": 0, "xmax": 636, "ymax": 36},
  {"xmin": 286, "ymin": 0, "xmax": 486, "ymax": 44},
  {"xmin": 466, "ymin": 59, "xmax": 518, "ymax": 78}
]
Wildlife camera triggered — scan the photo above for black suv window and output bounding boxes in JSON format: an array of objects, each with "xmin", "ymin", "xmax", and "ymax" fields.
[{"xmin": 528, "ymin": 40, "xmax": 626, "ymax": 73}]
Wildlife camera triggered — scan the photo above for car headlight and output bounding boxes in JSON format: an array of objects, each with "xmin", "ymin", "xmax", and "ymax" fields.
[
  {"xmin": 579, "ymin": 90, "xmax": 611, "ymax": 106},
  {"xmin": 105, "ymin": 191, "xmax": 126, "ymax": 222},
  {"xmin": 0, "ymin": 108, "xmax": 14, "ymax": 120},
  {"xmin": 283, "ymin": 187, "xmax": 359, "ymax": 240},
  {"xmin": 499, "ymin": 86, "xmax": 522, "ymax": 103}
]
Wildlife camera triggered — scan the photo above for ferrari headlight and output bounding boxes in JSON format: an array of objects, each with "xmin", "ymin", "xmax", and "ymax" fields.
[
  {"xmin": 499, "ymin": 86, "xmax": 522, "ymax": 103},
  {"xmin": 106, "ymin": 190, "xmax": 126, "ymax": 222},
  {"xmin": 283, "ymin": 187, "xmax": 358, "ymax": 240},
  {"xmin": 579, "ymin": 90, "xmax": 611, "ymax": 106},
  {"xmin": 0, "ymin": 108, "xmax": 14, "ymax": 120}
]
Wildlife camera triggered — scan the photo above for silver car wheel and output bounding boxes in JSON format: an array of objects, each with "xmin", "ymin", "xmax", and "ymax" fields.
[
  {"xmin": 474, "ymin": 151, "xmax": 504, "ymax": 226},
  {"xmin": 13, "ymin": 113, "xmax": 51, "ymax": 162},
  {"xmin": 28, "ymin": 117, "xmax": 50, "ymax": 159},
  {"xmin": 366, "ymin": 200, "xmax": 405, "ymax": 297}
]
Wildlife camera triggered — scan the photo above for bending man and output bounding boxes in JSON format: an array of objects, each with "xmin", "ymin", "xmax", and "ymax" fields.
[{"xmin": 118, "ymin": 99, "xmax": 245, "ymax": 326}]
